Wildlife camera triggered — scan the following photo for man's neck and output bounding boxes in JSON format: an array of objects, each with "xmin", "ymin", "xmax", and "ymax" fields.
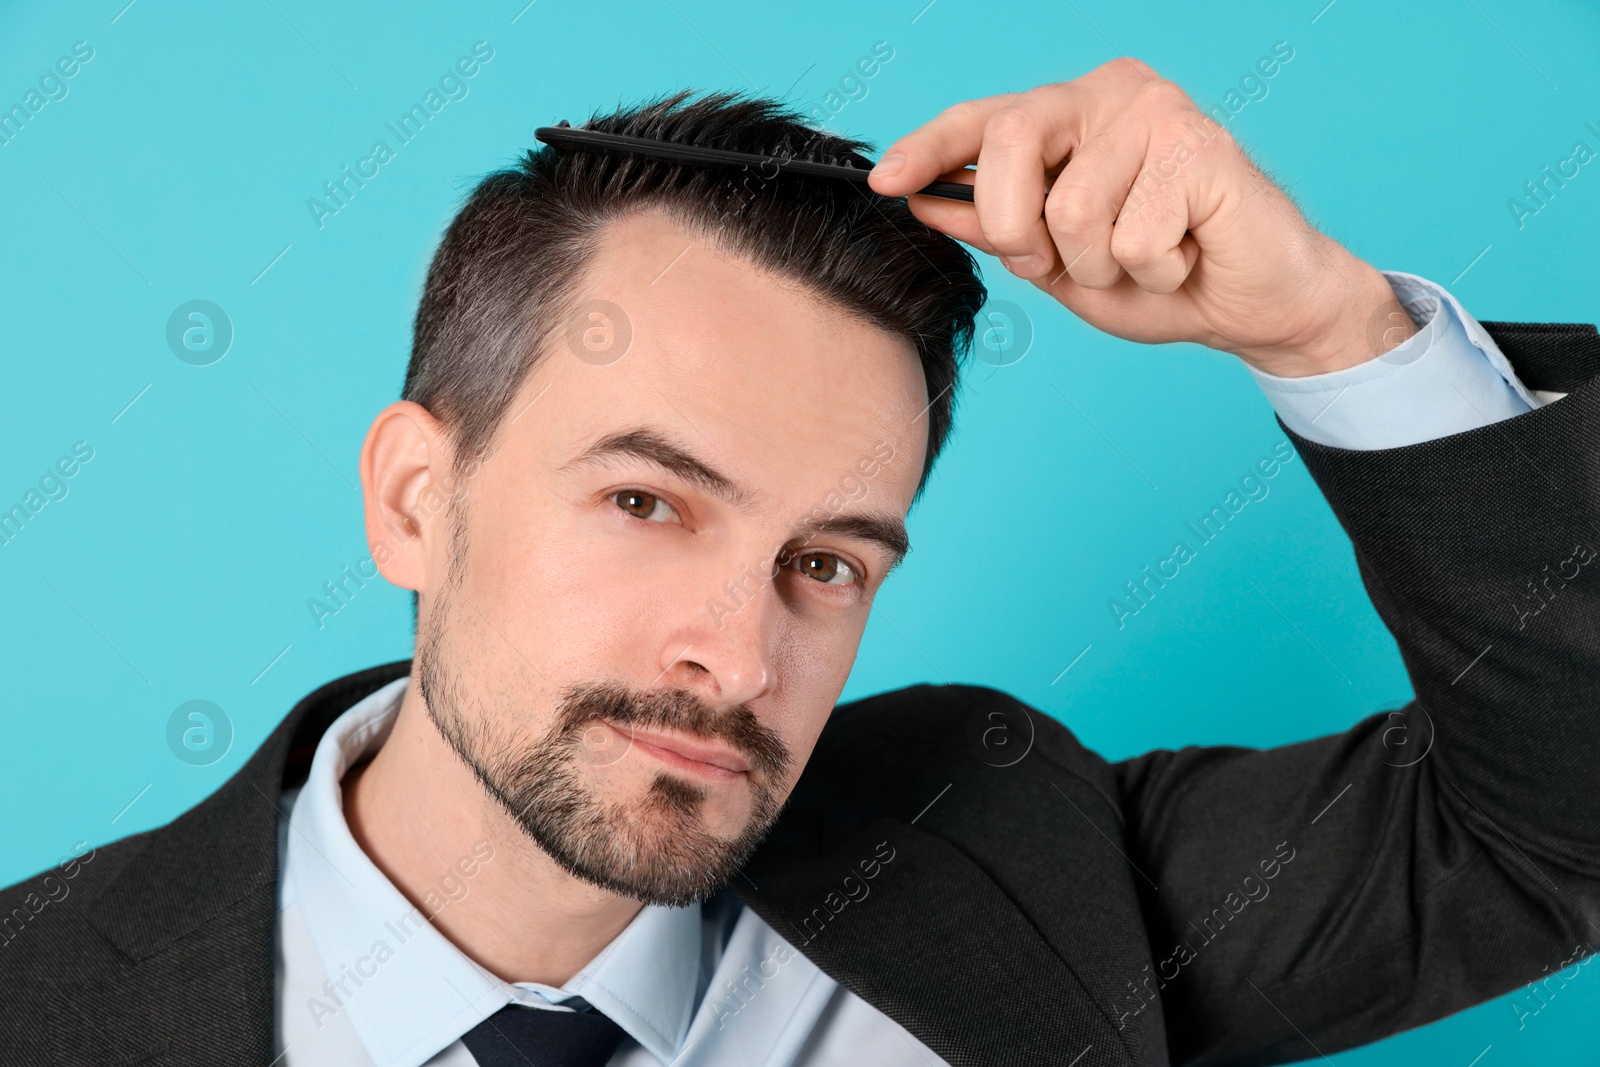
[{"xmin": 341, "ymin": 680, "xmax": 646, "ymax": 987}]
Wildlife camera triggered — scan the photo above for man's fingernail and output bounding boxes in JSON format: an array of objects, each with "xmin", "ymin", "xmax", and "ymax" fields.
[
  {"xmin": 873, "ymin": 152, "xmax": 906, "ymax": 178},
  {"xmin": 1007, "ymin": 254, "xmax": 1045, "ymax": 276}
]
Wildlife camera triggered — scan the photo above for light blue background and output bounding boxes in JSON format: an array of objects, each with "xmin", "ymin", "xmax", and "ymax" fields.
[{"xmin": 2, "ymin": 0, "xmax": 1597, "ymax": 1061}]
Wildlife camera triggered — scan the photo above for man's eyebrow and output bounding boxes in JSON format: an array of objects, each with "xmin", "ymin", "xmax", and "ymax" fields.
[
  {"xmin": 560, "ymin": 428, "xmax": 752, "ymax": 506},
  {"xmin": 562, "ymin": 428, "xmax": 910, "ymax": 572},
  {"xmin": 797, "ymin": 513, "xmax": 911, "ymax": 575}
]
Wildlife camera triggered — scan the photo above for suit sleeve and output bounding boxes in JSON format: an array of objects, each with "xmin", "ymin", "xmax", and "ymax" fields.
[{"xmin": 1112, "ymin": 321, "xmax": 1600, "ymax": 1066}]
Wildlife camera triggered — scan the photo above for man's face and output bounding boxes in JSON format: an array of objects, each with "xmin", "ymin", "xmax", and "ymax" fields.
[{"xmin": 407, "ymin": 209, "xmax": 929, "ymax": 906}]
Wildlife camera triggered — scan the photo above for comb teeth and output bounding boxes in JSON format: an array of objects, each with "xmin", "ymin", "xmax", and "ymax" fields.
[{"xmin": 533, "ymin": 123, "xmax": 976, "ymax": 204}]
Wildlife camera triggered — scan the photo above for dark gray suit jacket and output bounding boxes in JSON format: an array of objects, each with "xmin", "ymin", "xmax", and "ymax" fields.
[{"xmin": 4, "ymin": 320, "xmax": 1600, "ymax": 1066}]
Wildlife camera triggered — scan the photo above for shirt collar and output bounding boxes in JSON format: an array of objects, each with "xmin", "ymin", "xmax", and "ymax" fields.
[{"xmin": 285, "ymin": 674, "xmax": 705, "ymax": 1067}]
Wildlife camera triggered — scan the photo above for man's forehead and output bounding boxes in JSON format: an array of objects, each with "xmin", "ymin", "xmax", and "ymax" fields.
[{"xmin": 515, "ymin": 209, "xmax": 931, "ymax": 506}]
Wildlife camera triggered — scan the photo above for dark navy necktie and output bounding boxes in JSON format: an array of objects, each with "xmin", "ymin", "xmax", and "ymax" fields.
[{"xmin": 459, "ymin": 1003, "xmax": 628, "ymax": 1067}]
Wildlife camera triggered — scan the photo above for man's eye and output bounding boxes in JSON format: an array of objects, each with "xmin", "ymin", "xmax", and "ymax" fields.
[
  {"xmin": 611, "ymin": 490, "xmax": 676, "ymax": 523},
  {"xmin": 793, "ymin": 551, "xmax": 857, "ymax": 586}
]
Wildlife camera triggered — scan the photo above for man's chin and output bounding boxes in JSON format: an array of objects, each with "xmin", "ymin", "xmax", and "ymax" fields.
[
  {"xmin": 511, "ymin": 772, "xmax": 775, "ymax": 908},
  {"xmin": 582, "ymin": 762, "xmax": 759, "ymax": 837}
]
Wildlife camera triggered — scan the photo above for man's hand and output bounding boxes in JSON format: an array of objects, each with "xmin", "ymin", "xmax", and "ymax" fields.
[{"xmin": 867, "ymin": 58, "xmax": 1416, "ymax": 378}]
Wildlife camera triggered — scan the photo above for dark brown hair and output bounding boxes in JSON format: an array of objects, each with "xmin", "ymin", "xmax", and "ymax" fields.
[{"xmin": 403, "ymin": 88, "xmax": 988, "ymax": 499}]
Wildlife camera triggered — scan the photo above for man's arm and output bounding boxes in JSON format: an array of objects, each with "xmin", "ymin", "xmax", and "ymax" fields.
[
  {"xmin": 867, "ymin": 59, "xmax": 1600, "ymax": 1064},
  {"xmin": 1114, "ymin": 315, "xmax": 1600, "ymax": 1063}
]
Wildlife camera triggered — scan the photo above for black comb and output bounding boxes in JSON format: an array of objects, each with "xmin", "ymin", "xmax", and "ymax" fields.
[{"xmin": 534, "ymin": 121, "xmax": 976, "ymax": 203}]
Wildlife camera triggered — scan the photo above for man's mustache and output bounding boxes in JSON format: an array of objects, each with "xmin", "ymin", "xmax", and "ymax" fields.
[{"xmin": 552, "ymin": 681, "xmax": 792, "ymax": 782}]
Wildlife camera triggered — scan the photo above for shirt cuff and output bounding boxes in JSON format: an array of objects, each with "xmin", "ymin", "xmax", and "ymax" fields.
[{"xmin": 1247, "ymin": 271, "xmax": 1543, "ymax": 449}]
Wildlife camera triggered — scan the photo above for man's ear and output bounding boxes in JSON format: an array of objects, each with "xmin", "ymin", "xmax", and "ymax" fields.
[{"xmin": 359, "ymin": 401, "xmax": 452, "ymax": 595}]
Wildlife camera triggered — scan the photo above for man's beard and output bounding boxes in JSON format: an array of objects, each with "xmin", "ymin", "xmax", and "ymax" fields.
[{"xmin": 415, "ymin": 580, "xmax": 792, "ymax": 908}]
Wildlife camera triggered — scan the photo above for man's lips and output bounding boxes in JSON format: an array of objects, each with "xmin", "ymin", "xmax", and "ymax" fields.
[{"xmin": 602, "ymin": 722, "xmax": 751, "ymax": 781}]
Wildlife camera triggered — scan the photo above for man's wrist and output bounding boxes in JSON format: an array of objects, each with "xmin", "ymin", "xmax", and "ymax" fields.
[
  {"xmin": 1231, "ymin": 258, "xmax": 1417, "ymax": 378},
  {"xmin": 1245, "ymin": 272, "xmax": 1538, "ymax": 450}
]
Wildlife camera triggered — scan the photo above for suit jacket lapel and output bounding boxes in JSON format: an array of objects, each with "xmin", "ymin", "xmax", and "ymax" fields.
[
  {"xmin": 51, "ymin": 660, "xmax": 413, "ymax": 1066},
  {"xmin": 735, "ymin": 683, "xmax": 1161, "ymax": 1067},
  {"xmin": 735, "ymin": 818, "xmax": 1139, "ymax": 1067}
]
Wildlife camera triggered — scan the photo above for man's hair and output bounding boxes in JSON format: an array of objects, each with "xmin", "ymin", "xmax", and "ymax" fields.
[
  {"xmin": 404, "ymin": 87, "xmax": 987, "ymax": 486},
  {"xmin": 400, "ymin": 89, "xmax": 988, "ymax": 619}
]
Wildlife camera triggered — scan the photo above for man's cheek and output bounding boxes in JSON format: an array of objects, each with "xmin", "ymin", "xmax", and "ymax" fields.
[{"xmin": 772, "ymin": 710, "xmax": 831, "ymax": 794}]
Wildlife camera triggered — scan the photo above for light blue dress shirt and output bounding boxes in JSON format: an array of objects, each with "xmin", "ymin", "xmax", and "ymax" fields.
[
  {"xmin": 272, "ymin": 273, "xmax": 1557, "ymax": 1065},
  {"xmin": 274, "ymin": 676, "xmax": 943, "ymax": 1067},
  {"xmin": 1248, "ymin": 271, "xmax": 1552, "ymax": 446}
]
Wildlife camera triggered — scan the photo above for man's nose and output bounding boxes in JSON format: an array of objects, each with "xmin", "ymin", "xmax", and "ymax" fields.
[{"xmin": 655, "ymin": 558, "xmax": 779, "ymax": 707}]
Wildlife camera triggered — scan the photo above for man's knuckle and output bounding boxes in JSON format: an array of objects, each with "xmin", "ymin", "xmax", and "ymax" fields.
[
  {"xmin": 1045, "ymin": 184, "xmax": 1106, "ymax": 235},
  {"xmin": 1138, "ymin": 78, "xmax": 1193, "ymax": 112},
  {"xmin": 985, "ymin": 106, "xmax": 1040, "ymax": 144},
  {"xmin": 1105, "ymin": 56, "xmax": 1157, "ymax": 80},
  {"xmin": 1110, "ymin": 229, "xmax": 1158, "ymax": 269}
]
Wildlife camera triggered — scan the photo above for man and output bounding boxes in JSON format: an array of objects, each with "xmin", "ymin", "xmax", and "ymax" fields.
[{"xmin": 3, "ymin": 59, "xmax": 1597, "ymax": 1067}]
